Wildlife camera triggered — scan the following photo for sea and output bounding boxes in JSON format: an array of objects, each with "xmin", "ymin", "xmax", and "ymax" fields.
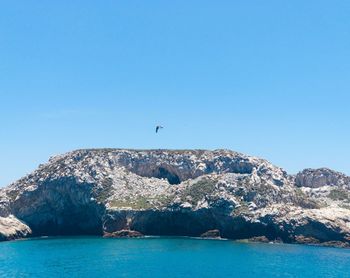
[{"xmin": 0, "ymin": 237, "xmax": 349, "ymax": 277}]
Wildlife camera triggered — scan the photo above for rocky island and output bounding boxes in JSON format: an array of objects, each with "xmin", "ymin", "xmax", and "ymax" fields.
[{"xmin": 1, "ymin": 149, "xmax": 349, "ymax": 247}]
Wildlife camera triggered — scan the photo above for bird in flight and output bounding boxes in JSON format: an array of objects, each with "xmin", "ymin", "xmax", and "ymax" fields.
[{"xmin": 156, "ymin": 125, "xmax": 164, "ymax": 133}]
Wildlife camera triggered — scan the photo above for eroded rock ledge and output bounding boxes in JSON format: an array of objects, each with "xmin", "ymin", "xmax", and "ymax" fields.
[
  {"xmin": 0, "ymin": 149, "xmax": 349, "ymax": 248},
  {"xmin": 103, "ymin": 230, "xmax": 144, "ymax": 238}
]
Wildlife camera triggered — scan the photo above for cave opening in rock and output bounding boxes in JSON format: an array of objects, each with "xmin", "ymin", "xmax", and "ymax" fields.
[{"xmin": 153, "ymin": 167, "xmax": 181, "ymax": 185}]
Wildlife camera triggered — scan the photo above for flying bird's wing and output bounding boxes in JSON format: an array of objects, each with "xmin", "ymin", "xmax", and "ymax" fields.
[{"xmin": 156, "ymin": 125, "xmax": 164, "ymax": 133}]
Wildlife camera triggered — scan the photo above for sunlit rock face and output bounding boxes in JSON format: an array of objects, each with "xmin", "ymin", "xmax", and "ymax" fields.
[
  {"xmin": 0, "ymin": 149, "xmax": 349, "ymax": 247},
  {"xmin": 296, "ymin": 168, "xmax": 350, "ymax": 188}
]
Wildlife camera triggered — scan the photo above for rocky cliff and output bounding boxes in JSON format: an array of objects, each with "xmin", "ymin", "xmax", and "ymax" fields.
[{"xmin": 1, "ymin": 149, "xmax": 349, "ymax": 247}]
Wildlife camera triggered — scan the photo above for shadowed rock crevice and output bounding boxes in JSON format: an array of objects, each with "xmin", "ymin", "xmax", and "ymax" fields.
[
  {"xmin": 104, "ymin": 210, "xmax": 219, "ymax": 237},
  {"xmin": 122, "ymin": 163, "xmax": 189, "ymax": 184},
  {"xmin": 113, "ymin": 150, "xmax": 257, "ymax": 185},
  {"xmin": 11, "ymin": 177, "xmax": 104, "ymax": 236},
  {"xmin": 123, "ymin": 161, "xmax": 255, "ymax": 185},
  {"xmin": 151, "ymin": 167, "xmax": 181, "ymax": 185},
  {"xmin": 103, "ymin": 211, "xmax": 292, "ymax": 242}
]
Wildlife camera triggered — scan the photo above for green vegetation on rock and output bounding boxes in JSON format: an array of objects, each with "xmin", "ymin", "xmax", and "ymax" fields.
[
  {"xmin": 94, "ymin": 178, "xmax": 113, "ymax": 202},
  {"xmin": 6, "ymin": 190, "xmax": 19, "ymax": 201},
  {"xmin": 328, "ymin": 188, "xmax": 350, "ymax": 202},
  {"xmin": 294, "ymin": 188, "xmax": 321, "ymax": 209},
  {"xmin": 181, "ymin": 179, "xmax": 217, "ymax": 205},
  {"xmin": 109, "ymin": 194, "xmax": 174, "ymax": 210}
]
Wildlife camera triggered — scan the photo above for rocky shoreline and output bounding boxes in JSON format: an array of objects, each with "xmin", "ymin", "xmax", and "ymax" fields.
[{"xmin": 1, "ymin": 149, "xmax": 350, "ymax": 248}]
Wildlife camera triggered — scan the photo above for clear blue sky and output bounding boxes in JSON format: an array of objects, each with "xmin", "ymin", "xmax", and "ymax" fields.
[{"xmin": 0, "ymin": 1, "xmax": 349, "ymax": 186}]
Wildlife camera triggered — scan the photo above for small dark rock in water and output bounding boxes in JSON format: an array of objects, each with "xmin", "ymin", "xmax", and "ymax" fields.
[
  {"xmin": 200, "ymin": 230, "xmax": 221, "ymax": 238},
  {"xmin": 320, "ymin": 241, "xmax": 350, "ymax": 248},
  {"xmin": 103, "ymin": 230, "xmax": 144, "ymax": 238},
  {"xmin": 295, "ymin": 236, "xmax": 320, "ymax": 245},
  {"xmin": 294, "ymin": 237, "xmax": 350, "ymax": 248},
  {"xmin": 248, "ymin": 236, "xmax": 270, "ymax": 243},
  {"xmin": 273, "ymin": 238, "xmax": 283, "ymax": 244}
]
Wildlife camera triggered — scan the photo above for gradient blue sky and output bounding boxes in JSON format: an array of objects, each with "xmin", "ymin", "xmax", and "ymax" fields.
[{"xmin": 1, "ymin": 1, "xmax": 349, "ymax": 186}]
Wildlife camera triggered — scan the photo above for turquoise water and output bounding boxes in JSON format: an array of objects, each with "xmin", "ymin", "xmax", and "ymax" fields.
[{"xmin": 0, "ymin": 237, "xmax": 349, "ymax": 278}]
